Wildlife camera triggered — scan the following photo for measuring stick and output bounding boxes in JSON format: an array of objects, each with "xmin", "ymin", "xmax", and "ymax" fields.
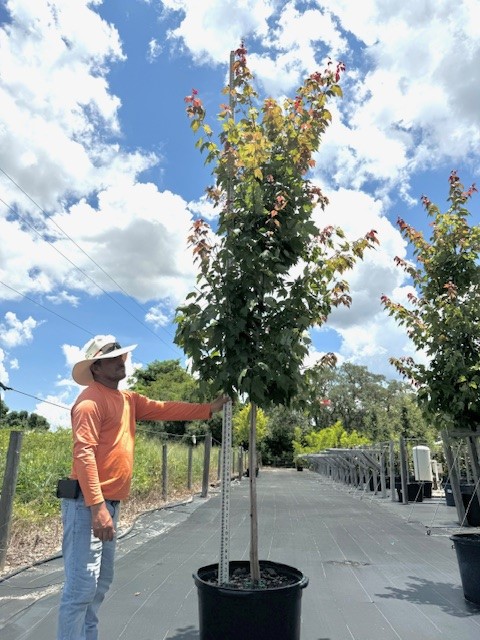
[{"xmin": 219, "ymin": 399, "xmax": 233, "ymax": 584}]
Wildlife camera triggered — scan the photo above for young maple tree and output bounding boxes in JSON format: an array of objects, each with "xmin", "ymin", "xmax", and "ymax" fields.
[
  {"xmin": 175, "ymin": 44, "xmax": 378, "ymax": 582},
  {"xmin": 381, "ymin": 171, "xmax": 480, "ymax": 432}
]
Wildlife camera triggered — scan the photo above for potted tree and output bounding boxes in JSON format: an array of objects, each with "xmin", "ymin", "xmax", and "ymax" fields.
[
  {"xmin": 175, "ymin": 44, "xmax": 379, "ymax": 638},
  {"xmin": 382, "ymin": 171, "xmax": 480, "ymax": 604}
]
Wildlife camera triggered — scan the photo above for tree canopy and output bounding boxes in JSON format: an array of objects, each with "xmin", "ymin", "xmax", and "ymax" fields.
[
  {"xmin": 175, "ymin": 44, "xmax": 379, "ymax": 408},
  {"xmin": 382, "ymin": 172, "xmax": 480, "ymax": 432},
  {"xmin": 130, "ymin": 359, "xmax": 202, "ymax": 402}
]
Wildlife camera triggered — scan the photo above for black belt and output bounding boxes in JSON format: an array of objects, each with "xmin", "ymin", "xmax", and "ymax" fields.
[{"xmin": 76, "ymin": 489, "xmax": 120, "ymax": 507}]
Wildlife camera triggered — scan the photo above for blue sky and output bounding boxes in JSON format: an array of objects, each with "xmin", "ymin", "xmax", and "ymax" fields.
[{"xmin": 0, "ymin": 0, "xmax": 479, "ymax": 428}]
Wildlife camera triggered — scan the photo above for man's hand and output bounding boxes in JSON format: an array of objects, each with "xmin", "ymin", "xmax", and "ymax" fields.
[
  {"xmin": 210, "ymin": 395, "xmax": 230, "ymax": 414},
  {"xmin": 91, "ymin": 502, "xmax": 115, "ymax": 542}
]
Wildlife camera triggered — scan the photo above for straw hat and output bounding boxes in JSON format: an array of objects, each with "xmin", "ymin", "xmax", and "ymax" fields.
[{"xmin": 72, "ymin": 335, "xmax": 137, "ymax": 386}]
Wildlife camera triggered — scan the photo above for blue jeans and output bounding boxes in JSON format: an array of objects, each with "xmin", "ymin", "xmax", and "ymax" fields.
[{"xmin": 57, "ymin": 496, "xmax": 120, "ymax": 640}]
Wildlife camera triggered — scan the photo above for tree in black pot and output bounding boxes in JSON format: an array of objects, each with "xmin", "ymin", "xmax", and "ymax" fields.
[
  {"xmin": 382, "ymin": 171, "xmax": 480, "ymax": 604},
  {"xmin": 175, "ymin": 43, "xmax": 379, "ymax": 638}
]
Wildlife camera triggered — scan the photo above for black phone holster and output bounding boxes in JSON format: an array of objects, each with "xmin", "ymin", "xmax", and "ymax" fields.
[{"xmin": 56, "ymin": 477, "xmax": 81, "ymax": 499}]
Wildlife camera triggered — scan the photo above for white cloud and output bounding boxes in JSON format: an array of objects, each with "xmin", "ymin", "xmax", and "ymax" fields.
[
  {"xmin": 50, "ymin": 184, "xmax": 198, "ymax": 303},
  {"xmin": 317, "ymin": 0, "xmax": 480, "ymax": 194},
  {"xmin": 147, "ymin": 37, "xmax": 162, "ymax": 62},
  {"xmin": 163, "ymin": 0, "xmax": 274, "ymax": 64},
  {"xmin": 45, "ymin": 291, "xmax": 80, "ymax": 306},
  {"xmin": 0, "ymin": 0, "xmax": 129, "ymax": 210},
  {"xmin": 10, "ymin": 358, "xmax": 19, "ymax": 370},
  {"xmin": 162, "ymin": 0, "xmax": 480, "ymax": 200},
  {"xmin": 310, "ymin": 186, "xmax": 415, "ymax": 377},
  {"xmin": 0, "ymin": 312, "xmax": 40, "ymax": 348},
  {"xmin": 145, "ymin": 305, "xmax": 170, "ymax": 328},
  {"xmin": 0, "ymin": 1, "xmax": 197, "ymax": 311},
  {"xmin": 0, "ymin": 348, "xmax": 8, "ymax": 387},
  {"xmin": 34, "ymin": 392, "xmax": 72, "ymax": 431},
  {"xmin": 249, "ymin": 1, "xmax": 347, "ymax": 95},
  {"xmin": 63, "ymin": 342, "xmax": 85, "ymax": 369},
  {"xmin": 188, "ymin": 194, "xmax": 218, "ymax": 222},
  {"xmin": 0, "ymin": 1, "xmax": 180, "ymax": 308}
]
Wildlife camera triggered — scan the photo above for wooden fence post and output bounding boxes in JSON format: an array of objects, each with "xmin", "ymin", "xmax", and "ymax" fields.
[
  {"xmin": 162, "ymin": 443, "xmax": 168, "ymax": 502},
  {"xmin": 466, "ymin": 436, "xmax": 480, "ymax": 515},
  {"xmin": 187, "ymin": 443, "xmax": 193, "ymax": 491},
  {"xmin": 0, "ymin": 430, "xmax": 24, "ymax": 571},
  {"xmin": 442, "ymin": 430, "xmax": 466, "ymax": 525},
  {"xmin": 389, "ymin": 440, "xmax": 396, "ymax": 502},
  {"xmin": 380, "ymin": 449, "xmax": 387, "ymax": 498},
  {"xmin": 201, "ymin": 433, "xmax": 212, "ymax": 498},
  {"xmin": 399, "ymin": 436, "xmax": 409, "ymax": 504}
]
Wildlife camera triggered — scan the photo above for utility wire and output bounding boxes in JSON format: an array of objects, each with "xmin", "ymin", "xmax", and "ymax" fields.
[
  {"xmin": 1, "ymin": 384, "xmax": 70, "ymax": 411},
  {"xmin": 1, "ymin": 383, "xmax": 217, "ymax": 444},
  {"xmin": 0, "ymin": 280, "xmax": 94, "ymax": 336},
  {"xmin": 0, "ymin": 166, "xmax": 178, "ymax": 341},
  {"xmin": 0, "ymin": 194, "xmax": 182, "ymax": 357}
]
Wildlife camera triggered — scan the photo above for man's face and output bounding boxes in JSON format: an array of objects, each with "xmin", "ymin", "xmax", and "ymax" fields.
[{"xmin": 91, "ymin": 354, "xmax": 127, "ymax": 386}]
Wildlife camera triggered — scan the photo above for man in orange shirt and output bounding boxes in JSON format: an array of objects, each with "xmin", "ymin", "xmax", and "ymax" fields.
[{"xmin": 57, "ymin": 335, "xmax": 227, "ymax": 640}]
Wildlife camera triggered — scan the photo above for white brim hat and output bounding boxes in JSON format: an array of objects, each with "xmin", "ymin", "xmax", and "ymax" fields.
[{"xmin": 72, "ymin": 335, "xmax": 137, "ymax": 386}]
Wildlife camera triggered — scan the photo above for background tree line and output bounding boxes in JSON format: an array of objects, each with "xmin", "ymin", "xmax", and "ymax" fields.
[
  {"xmin": 0, "ymin": 397, "xmax": 49, "ymax": 430},
  {"xmin": 129, "ymin": 359, "xmax": 437, "ymax": 466},
  {"xmin": 0, "ymin": 359, "xmax": 437, "ymax": 464}
]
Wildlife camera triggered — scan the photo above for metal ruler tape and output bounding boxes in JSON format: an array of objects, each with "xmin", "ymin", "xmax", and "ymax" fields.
[{"xmin": 219, "ymin": 399, "xmax": 233, "ymax": 584}]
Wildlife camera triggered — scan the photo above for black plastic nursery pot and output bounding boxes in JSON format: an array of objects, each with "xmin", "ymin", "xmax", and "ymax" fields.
[
  {"xmin": 395, "ymin": 482, "xmax": 423, "ymax": 502},
  {"xmin": 444, "ymin": 482, "xmax": 472, "ymax": 508},
  {"xmin": 460, "ymin": 484, "xmax": 480, "ymax": 527},
  {"xmin": 193, "ymin": 560, "xmax": 309, "ymax": 640},
  {"xmin": 422, "ymin": 481, "xmax": 433, "ymax": 499},
  {"xmin": 450, "ymin": 533, "xmax": 480, "ymax": 605}
]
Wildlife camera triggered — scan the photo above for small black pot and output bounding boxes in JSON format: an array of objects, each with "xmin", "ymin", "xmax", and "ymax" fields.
[
  {"xmin": 461, "ymin": 484, "xmax": 480, "ymax": 526},
  {"xmin": 444, "ymin": 482, "xmax": 470, "ymax": 507},
  {"xmin": 451, "ymin": 533, "xmax": 480, "ymax": 604},
  {"xmin": 422, "ymin": 481, "xmax": 433, "ymax": 498},
  {"xmin": 396, "ymin": 482, "xmax": 423, "ymax": 502},
  {"xmin": 193, "ymin": 560, "xmax": 309, "ymax": 640}
]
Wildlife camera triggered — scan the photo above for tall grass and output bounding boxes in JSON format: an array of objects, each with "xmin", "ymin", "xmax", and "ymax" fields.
[{"xmin": 0, "ymin": 429, "xmax": 220, "ymax": 525}]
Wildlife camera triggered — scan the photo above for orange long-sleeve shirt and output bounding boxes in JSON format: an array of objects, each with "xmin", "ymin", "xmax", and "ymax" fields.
[{"xmin": 70, "ymin": 382, "xmax": 212, "ymax": 506}]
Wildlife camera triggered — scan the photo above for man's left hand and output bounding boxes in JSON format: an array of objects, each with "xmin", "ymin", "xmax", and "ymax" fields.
[{"xmin": 210, "ymin": 395, "xmax": 230, "ymax": 414}]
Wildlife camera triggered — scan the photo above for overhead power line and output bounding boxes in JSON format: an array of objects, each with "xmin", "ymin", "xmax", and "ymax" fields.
[
  {"xmin": 1, "ymin": 384, "xmax": 216, "ymax": 442},
  {"xmin": 0, "ymin": 280, "xmax": 94, "ymax": 336},
  {"xmin": 0, "ymin": 384, "xmax": 70, "ymax": 411},
  {"xmin": 0, "ymin": 182, "xmax": 183, "ymax": 357},
  {"xmin": 0, "ymin": 166, "xmax": 177, "ymax": 338}
]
